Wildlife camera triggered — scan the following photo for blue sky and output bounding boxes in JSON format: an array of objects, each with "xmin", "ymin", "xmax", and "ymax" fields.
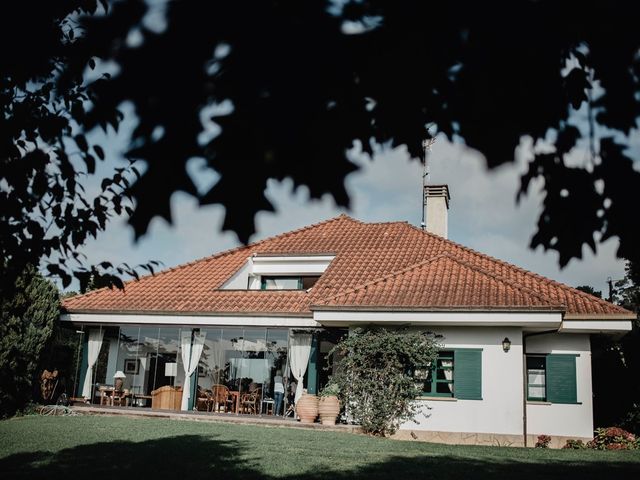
[{"xmin": 70, "ymin": 102, "xmax": 630, "ymax": 297}]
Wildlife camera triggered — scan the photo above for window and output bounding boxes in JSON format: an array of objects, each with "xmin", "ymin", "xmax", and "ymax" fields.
[
  {"xmin": 527, "ymin": 356, "xmax": 546, "ymax": 401},
  {"xmin": 414, "ymin": 351, "xmax": 454, "ymax": 397},
  {"xmin": 260, "ymin": 276, "xmax": 320, "ymax": 290},
  {"xmin": 526, "ymin": 354, "xmax": 578, "ymax": 404},
  {"xmin": 411, "ymin": 349, "xmax": 482, "ymax": 400}
]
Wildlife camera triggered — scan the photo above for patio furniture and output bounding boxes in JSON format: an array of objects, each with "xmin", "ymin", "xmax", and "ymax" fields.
[
  {"xmin": 261, "ymin": 397, "xmax": 274, "ymax": 415},
  {"xmin": 196, "ymin": 388, "xmax": 213, "ymax": 412},
  {"xmin": 240, "ymin": 388, "xmax": 261, "ymax": 415},
  {"xmin": 151, "ymin": 385, "xmax": 183, "ymax": 410},
  {"xmin": 112, "ymin": 389, "xmax": 130, "ymax": 407},
  {"xmin": 210, "ymin": 384, "xmax": 231, "ymax": 413},
  {"xmin": 227, "ymin": 390, "xmax": 240, "ymax": 414}
]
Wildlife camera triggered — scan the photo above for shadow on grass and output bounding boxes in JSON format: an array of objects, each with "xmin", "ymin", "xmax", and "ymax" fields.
[{"xmin": 1, "ymin": 434, "xmax": 638, "ymax": 480}]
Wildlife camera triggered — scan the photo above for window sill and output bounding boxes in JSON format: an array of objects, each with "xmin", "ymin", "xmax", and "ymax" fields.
[
  {"xmin": 527, "ymin": 401, "xmax": 552, "ymax": 405},
  {"xmin": 416, "ymin": 396, "xmax": 458, "ymax": 402}
]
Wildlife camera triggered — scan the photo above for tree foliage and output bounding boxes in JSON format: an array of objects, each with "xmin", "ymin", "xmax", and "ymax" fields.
[
  {"xmin": 576, "ymin": 285, "xmax": 602, "ymax": 299},
  {"xmin": 0, "ymin": 1, "xmax": 159, "ymax": 293},
  {"xmin": 592, "ymin": 260, "xmax": 640, "ymax": 433},
  {"xmin": 328, "ymin": 327, "xmax": 440, "ymax": 436},
  {"xmin": 2, "ymin": 1, "xmax": 640, "ymax": 290},
  {"xmin": 0, "ymin": 266, "xmax": 60, "ymax": 417}
]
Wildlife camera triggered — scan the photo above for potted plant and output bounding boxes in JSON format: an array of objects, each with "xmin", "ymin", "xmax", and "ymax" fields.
[{"xmin": 318, "ymin": 382, "xmax": 340, "ymax": 425}]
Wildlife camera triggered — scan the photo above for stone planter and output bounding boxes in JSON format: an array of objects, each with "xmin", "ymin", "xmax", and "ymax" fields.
[
  {"xmin": 296, "ymin": 393, "xmax": 319, "ymax": 423},
  {"xmin": 318, "ymin": 395, "xmax": 340, "ymax": 425}
]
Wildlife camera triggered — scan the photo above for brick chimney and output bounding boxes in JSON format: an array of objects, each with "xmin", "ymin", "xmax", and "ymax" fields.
[{"xmin": 424, "ymin": 184, "xmax": 450, "ymax": 238}]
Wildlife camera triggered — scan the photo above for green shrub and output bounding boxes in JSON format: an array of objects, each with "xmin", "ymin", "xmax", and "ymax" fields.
[
  {"xmin": 563, "ymin": 439, "xmax": 586, "ymax": 449},
  {"xmin": 319, "ymin": 381, "xmax": 340, "ymax": 397},
  {"xmin": 0, "ymin": 266, "xmax": 59, "ymax": 417},
  {"xmin": 587, "ymin": 427, "xmax": 638, "ymax": 450},
  {"xmin": 328, "ymin": 327, "xmax": 440, "ymax": 437}
]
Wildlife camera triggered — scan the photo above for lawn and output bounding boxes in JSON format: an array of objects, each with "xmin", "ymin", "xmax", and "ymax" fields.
[{"xmin": 1, "ymin": 415, "xmax": 639, "ymax": 479}]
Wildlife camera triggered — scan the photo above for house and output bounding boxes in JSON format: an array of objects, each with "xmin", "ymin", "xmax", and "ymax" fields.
[{"xmin": 61, "ymin": 185, "xmax": 635, "ymax": 447}]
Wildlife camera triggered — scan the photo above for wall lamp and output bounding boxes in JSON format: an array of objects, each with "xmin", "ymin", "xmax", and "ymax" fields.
[{"xmin": 502, "ymin": 337, "xmax": 511, "ymax": 353}]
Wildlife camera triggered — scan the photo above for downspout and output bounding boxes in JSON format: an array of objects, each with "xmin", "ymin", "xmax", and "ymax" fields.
[{"xmin": 522, "ymin": 327, "xmax": 561, "ymax": 447}]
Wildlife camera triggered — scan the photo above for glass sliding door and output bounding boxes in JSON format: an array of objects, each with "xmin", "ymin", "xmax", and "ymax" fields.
[
  {"xmin": 90, "ymin": 326, "xmax": 119, "ymax": 405},
  {"xmin": 266, "ymin": 329, "xmax": 288, "ymax": 415}
]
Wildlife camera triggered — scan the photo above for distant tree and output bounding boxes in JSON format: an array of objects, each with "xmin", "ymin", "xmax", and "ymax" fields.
[
  {"xmin": 2, "ymin": 0, "xmax": 640, "ymax": 291},
  {"xmin": 576, "ymin": 285, "xmax": 602, "ymax": 298},
  {"xmin": 0, "ymin": 266, "xmax": 59, "ymax": 417},
  {"xmin": 592, "ymin": 260, "xmax": 640, "ymax": 433}
]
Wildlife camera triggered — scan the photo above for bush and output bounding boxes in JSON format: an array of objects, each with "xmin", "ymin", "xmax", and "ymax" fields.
[
  {"xmin": 0, "ymin": 266, "xmax": 59, "ymax": 417},
  {"xmin": 587, "ymin": 427, "xmax": 638, "ymax": 450},
  {"xmin": 319, "ymin": 381, "xmax": 340, "ymax": 397},
  {"xmin": 328, "ymin": 327, "xmax": 440, "ymax": 437},
  {"xmin": 562, "ymin": 439, "xmax": 586, "ymax": 449},
  {"xmin": 535, "ymin": 435, "xmax": 551, "ymax": 448}
]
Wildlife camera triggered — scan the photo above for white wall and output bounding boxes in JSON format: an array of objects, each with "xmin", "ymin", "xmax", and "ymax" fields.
[
  {"xmin": 526, "ymin": 333, "xmax": 593, "ymax": 438},
  {"xmin": 425, "ymin": 195, "xmax": 448, "ymax": 238},
  {"xmin": 401, "ymin": 326, "xmax": 524, "ymax": 435}
]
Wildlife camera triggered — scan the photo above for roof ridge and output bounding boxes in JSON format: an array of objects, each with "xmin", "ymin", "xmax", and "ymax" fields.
[
  {"xmin": 440, "ymin": 253, "xmax": 562, "ymax": 307},
  {"xmin": 251, "ymin": 214, "xmax": 358, "ymax": 248},
  {"xmin": 402, "ymin": 223, "xmax": 629, "ymax": 314},
  {"xmin": 316, "ymin": 254, "xmax": 450, "ymax": 305}
]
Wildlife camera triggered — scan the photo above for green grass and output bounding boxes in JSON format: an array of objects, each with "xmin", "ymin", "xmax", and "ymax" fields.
[{"xmin": 1, "ymin": 415, "xmax": 639, "ymax": 479}]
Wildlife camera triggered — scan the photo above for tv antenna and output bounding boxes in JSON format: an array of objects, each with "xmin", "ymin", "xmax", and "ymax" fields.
[{"xmin": 420, "ymin": 137, "xmax": 436, "ymax": 230}]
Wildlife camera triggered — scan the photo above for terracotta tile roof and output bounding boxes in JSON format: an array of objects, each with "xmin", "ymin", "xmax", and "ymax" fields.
[
  {"xmin": 62, "ymin": 214, "xmax": 634, "ymax": 318},
  {"xmin": 314, "ymin": 254, "xmax": 562, "ymax": 310}
]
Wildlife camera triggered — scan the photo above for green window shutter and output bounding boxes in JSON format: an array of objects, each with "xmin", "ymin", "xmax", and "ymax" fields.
[
  {"xmin": 546, "ymin": 354, "xmax": 577, "ymax": 404},
  {"xmin": 454, "ymin": 349, "xmax": 482, "ymax": 400}
]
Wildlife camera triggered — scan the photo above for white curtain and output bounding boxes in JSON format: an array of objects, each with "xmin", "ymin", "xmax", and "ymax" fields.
[
  {"xmin": 81, "ymin": 328, "xmax": 105, "ymax": 399},
  {"xmin": 209, "ymin": 339, "xmax": 226, "ymax": 385},
  {"xmin": 180, "ymin": 330, "xmax": 207, "ymax": 411},
  {"xmin": 288, "ymin": 332, "xmax": 312, "ymax": 404},
  {"xmin": 442, "ymin": 360, "xmax": 453, "ymax": 393}
]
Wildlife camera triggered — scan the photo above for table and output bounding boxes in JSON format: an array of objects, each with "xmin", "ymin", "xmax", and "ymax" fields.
[
  {"xmin": 227, "ymin": 390, "xmax": 240, "ymax": 414},
  {"xmin": 98, "ymin": 387, "xmax": 130, "ymax": 406},
  {"xmin": 261, "ymin": 398, "xmax": 274, "ymax": 415}
]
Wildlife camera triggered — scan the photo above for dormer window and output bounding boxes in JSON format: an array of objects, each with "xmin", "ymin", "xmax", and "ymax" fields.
[
  {"xmin": 219, "ymin": 254, "xmax": 335, "ymax": 290},
  {"xmin": 260, "ymin": 276, "xmax": 321, "ymax": 290}
]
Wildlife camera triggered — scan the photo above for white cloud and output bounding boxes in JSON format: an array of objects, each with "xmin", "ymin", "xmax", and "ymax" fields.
[{"xmin": 76, "ymin": 135, "xmax": 626, "ymax": 296}]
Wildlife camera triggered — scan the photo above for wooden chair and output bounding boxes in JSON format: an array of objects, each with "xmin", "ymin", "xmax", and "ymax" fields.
[
  {"xmin": 211, "ymin": 384, "xmax": 231, "ymax": 413},
  {"xmin": 196, "ymin": 388, "xmax": 213, "ymax": 412},
  {"xmin": 112, "ymin": 389, "xmax": 130, "ymax": 407},
  {"xmin": 240, "ymin": 387, "xmax": 261, "ymax": 415}
]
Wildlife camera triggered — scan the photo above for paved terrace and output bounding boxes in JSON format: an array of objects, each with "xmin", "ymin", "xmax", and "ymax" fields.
[{"xmin": 71, "ymin": 404, "xmax": 363, "ymax": 434}]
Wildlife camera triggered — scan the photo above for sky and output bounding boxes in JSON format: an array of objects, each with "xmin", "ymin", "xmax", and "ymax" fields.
[{"xmin": 72, "ymin": 103, "xmax": 628, "ymax": 297}]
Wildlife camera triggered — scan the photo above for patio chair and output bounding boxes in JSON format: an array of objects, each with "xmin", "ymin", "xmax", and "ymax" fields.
[
  {"xmin": 112, "ymin": 389, "xmax": 130, "ymax": 407},
  {"xmin": 196, "ymin": 388, "xmax": 213, "ymax": 412},
  {"xmin": 211, "ymin": 384, "xmax": 231, "ymax": 413},
  {"xmin": 240, "ymin": 387, "xmax": 261, "ymax": 415}
]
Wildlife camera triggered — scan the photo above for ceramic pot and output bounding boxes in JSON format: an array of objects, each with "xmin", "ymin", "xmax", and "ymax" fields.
[
  {"xmin": 318, "ymin": 395, "xmax": 340, "ymax": 425},
  {"xmin": 296, "ymin": 393, "xmax": 319, "ymax": 423}
]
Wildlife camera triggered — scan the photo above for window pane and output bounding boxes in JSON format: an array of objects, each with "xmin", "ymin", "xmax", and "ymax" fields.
[
  {"xmin": 528, "ymin": 385, "xmax": 545, "ymax": 399},
  {"xmin": 527, "ymin": 356, "xmax": 545, "ymax": 370},
  {"xmin": 263, "ymin": 277, "xmax": 300, "ymax": 290},
  {"xmin": 528, "ymin": 369, "xmax": 545, "ymax": 386},
  {"xmin": 301, "ymin": 276, "xmax": 320, "ymax": 289}
]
